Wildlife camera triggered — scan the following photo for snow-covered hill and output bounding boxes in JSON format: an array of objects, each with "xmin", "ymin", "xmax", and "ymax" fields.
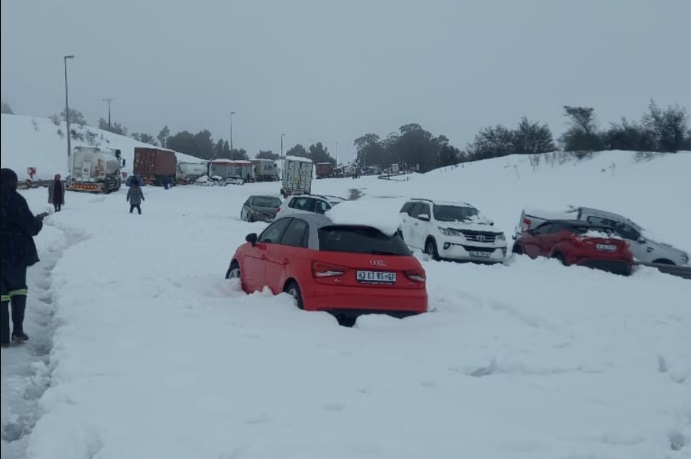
[
  {"xmin": 0, "ymin": 114, "xmax": 201, "ymax": 180},
  {"xmin": 1, "ymin": 117, "xmax": 690, "ymax": 459}
]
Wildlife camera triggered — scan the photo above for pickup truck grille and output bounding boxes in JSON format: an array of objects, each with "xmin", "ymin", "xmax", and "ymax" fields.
[{"xmin": 460, "ymin": 230, "xmax": 498, "ymax": 243}]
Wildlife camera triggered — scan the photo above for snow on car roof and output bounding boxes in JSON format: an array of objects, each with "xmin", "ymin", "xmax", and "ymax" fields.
[
  {"xmin": 522, "ymin": 207, "xmax": 577, "ymax": 220},
  {"xmin": 324, "ymin": 200, "xmax": 401, "ymax": 236}
]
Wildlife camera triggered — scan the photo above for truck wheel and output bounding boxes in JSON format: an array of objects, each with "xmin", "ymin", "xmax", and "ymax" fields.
[{"xmin": 425, "ymin": 238, "xmax": 440, "ymax": 261}]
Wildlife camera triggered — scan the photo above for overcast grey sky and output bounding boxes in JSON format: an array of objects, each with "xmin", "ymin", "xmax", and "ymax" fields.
[{"xmin": 2, "ymin": 0, "xmax": 690, "ymax": 162}]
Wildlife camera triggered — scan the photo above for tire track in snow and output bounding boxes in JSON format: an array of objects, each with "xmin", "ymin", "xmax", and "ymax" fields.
[{"xmin": 0, "ymin": 222, "xmax": 82, "ymax": 459}]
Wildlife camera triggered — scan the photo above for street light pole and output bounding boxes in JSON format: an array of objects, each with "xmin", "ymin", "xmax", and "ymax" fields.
[
  {"xmin": 229, "ymin": 111, "xmax": 235, "ymax": 159},
  {"xmin": 281, "ymin": 133, "xmax": 285, "ymax": 157},
  {"xmin": 102, "ymin": 98, "xmax": 114, "ymax": 130},
  {"xmin": 64, "ymin": 55, "xmax": 75, "ymax": 158},
  {"xmin": 336, "ymin": 141, "xmax": 339, "ymax": 165}
]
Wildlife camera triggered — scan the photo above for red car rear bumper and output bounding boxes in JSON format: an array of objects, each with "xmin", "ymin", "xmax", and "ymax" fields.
[{"xmin": 303, "ymin": 284, "xmax": 428, "ymax": 314}]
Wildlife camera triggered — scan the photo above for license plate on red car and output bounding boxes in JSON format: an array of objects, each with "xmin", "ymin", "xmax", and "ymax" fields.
[
  {"xmin": 596, "ymin": 244, "xmax": 617, "ymax": 252},
  {"xmin": 356, "ymin": 270, "xmax": 396, "ymax": 284}
]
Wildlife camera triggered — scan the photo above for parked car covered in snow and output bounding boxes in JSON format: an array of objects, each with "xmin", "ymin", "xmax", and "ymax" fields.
[
  {"xmin": 516, "ymin": 207, "xmax": 689, "ymax": 266},
  {"xmin": 512, "ymin": 220, "xmax": 634, "ymax": 276},
  {"xmin": 275, "ymin": 194, "xmax": 346, "ymax": 219},
  {"xmin": 399, "ymin": 198, "xmax": 507, "ymax": 263},
  {"xmin": 225, "ymin": 213, "xmax": 428, "ymax": 324},
  {"xmin": 241, "ymin": 195, "xmax": 283, "ymax": 222}
]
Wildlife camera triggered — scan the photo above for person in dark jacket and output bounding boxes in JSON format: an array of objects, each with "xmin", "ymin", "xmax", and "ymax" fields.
[
  {"xmin": 48, "ymin": 173, "xmax": 66, "ymax": 212},
  {"xmin": 1, "ymin": 168, "xmax": 46, "ymax": 347},
  {"xmin": 126, "ymin": 182, "xmax": 145, "ymax": 214}
]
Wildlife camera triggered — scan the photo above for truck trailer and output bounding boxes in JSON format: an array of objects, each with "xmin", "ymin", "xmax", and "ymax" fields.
[
  {"xmin": 280, "ymin": 156, "xmax": 313, "ymax": 197},
  {"xmin": 133, "ymin": 147, "xmax": 177, "ymax": 186},
  {"xmin": 67, "ymin": 146, "xmax": 125, "ymax": 193},
  {"xmin": 177, "ymin": 161, "xmax": 209, "ymax": 184}
]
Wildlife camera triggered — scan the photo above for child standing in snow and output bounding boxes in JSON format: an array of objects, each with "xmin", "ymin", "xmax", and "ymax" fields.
[{"xmin": 126, "ymin": 182, "xmax": 145, "ymax": 214}]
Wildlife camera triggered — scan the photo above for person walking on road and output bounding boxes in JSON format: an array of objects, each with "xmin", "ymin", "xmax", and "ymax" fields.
[
  {"xmin": 127, "ymin": 182, "xmax": 145, "ymax": 214},
  {"xmin": 1, "ymin": 168, "xmax": 46, "ymax": 348},
  {"xmin": 48, "ymin": 173, "xmax": 66, "ymax": 212}
]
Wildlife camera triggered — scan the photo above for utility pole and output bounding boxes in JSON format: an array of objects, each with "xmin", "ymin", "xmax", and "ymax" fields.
[
  {"xmin": 281, "ymin": 133, "xmax": 285, "ymax": 157},
  {"xmin": 102, "ymin": 98, "xmax": 114, "ymax": 130},
  {"xmin": 64, "ymin": 55, "xmax": 75, "ymax": 158},
  {"xmin": 229, "ymin": 111, "xmax": 235, "ymax": 159},
  {"xmin": 336, "ymin": 141, "xmax": 339, "ymax": 165}
]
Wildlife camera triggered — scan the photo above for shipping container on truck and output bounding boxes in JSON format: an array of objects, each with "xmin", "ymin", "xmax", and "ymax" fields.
[
  {"xmin": 315, "ymin": 162, "xmax": 334, "ymax": 179},
  {"xmin": 67, "ymin": 146, "xmax": 125, "ymax": 193},
  {"xmin": 133, "ymin": 147, "xmax": 178, "ymax": 186},
  {"xmin": 280, "ymin": 156, "xmax": 313, "ymax": 197}
]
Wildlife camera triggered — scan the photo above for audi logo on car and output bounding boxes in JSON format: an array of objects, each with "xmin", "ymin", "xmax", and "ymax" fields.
[{"xmin": 370, "ymin": 259, "xmax": 387, "ymax": 267}]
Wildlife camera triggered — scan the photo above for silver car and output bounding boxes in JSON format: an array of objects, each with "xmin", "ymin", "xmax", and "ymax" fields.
[{"xmin": 240, "ymin": 195, "xmax": 283, "ymax": 222}]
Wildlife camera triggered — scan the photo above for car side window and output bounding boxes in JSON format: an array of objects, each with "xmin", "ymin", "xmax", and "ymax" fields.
[
  {"xmin": 315, "ymin": 200, "xmax": 331, "ymax": 215},
  {"xmin": 400, "ymin": 202, "xmax": 414, "ymax": 214},
  {"xmin": 532, "ymin": 223, "xmax": 554, "ymax": 235},
  {"xmin": 586, "ymin": 216, "xmax": 640, "ymax": 240},
  {"xmin": 259, "ymin": 219, "xmax": 291, "ymax": 243},
  {"xmin": 288, "ymin": 198, "xmax": 297, "ymax": 208},
  {"xmin": 292, "ymin": 197, "xmax": 313, "ymax": 211},
  {"xmin": 418, "ymin": 204, "xmax": 431, "ymax": 219},
  {"xmin": 408, "ymin": 203, "xmax": 423, "ymax": 218},
  {"xmin": 280, "ymin": 219, "xmax": 310, "ymax": 248}
]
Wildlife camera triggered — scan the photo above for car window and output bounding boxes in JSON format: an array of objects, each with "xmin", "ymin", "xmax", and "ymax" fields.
[
  {"xmin": 532, "ymin": 223, "xmax": 555, "ymax": 235},
  {"xmin": 318, "ymin": 225, "xmax": 411, "ymax": 255},
  {"xmin": 400, "ymin": 202, "xmax": 414, "ymax": 214},
  {"xmin": 280, "ymin": 218, "xmax": 310, "ymax": 248},
  {"xmin": 408, "ymin": 203, "xmax": 422, "ymax": 218},
  {"xmin": 586, "ymin": 216, "xmax": 640, "ymax": 240},
  {"xmin": 291, "ymin": 197, "xmax": 314, "ymax": 211},
  {"xmin": 433, "ymin": 205, "xmax": 480, "ymax": 222},
  {"xmin": 315, "ymin": 200, "xmax": 331, "ymax": 215},
  {"xmin": 259, "ymin": 218, "xmax": 291, "ymax": 243},
  {"xmin": 418, "ymin": 204, "xmax": 431, "ymax": 218},
  {"xmin": 253, "ymin": 196, "xmax": 282, "ymax": 207}
]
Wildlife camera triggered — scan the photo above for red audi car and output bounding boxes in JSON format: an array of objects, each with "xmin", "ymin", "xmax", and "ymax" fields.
[
  {"xmin": 226, "ymin": 214, "xmax": 428, "ymax": 322},
  {"xmin": 512, "ymin": 220, "xmax": 633, "ymax": 275}
]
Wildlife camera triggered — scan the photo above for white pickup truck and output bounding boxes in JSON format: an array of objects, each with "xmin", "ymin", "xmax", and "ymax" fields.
[{"xmin": 515, "ymin": 206, "xmax": 689, "ymax": 266}]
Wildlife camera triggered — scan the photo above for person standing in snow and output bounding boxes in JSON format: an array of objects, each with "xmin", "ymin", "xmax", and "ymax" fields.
[
  {"xmin": 1, "ymin": 168, "xmax": 46, "ymax": 348},
  {"xmin": 127, "ymin": 182, "xmax": 145, "ymax": 214},
  {"xmin": 47, "ymin": 173, "xmax": 66, "ymax": 212}
]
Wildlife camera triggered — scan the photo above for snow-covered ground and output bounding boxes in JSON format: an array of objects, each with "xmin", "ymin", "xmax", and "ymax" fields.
[{"xmin": 2, "ymin": 116, "xmax": 691, "ymax": 458}]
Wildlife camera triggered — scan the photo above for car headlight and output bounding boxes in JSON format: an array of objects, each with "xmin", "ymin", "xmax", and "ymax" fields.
[
  {"xmin": 682, "ymin": 252, "xmax": 689, "ymax": 264},
  {"xmin": 438, "ymin": 227, "xmax": 464, "ymax": 237},
  {"xmin": 496, "ymin": 233, "xmax": 506, "ymax": 241}
]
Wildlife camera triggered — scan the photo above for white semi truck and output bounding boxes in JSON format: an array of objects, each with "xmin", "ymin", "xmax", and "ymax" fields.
[
  {"xmin": 280, "ymin": 156, "xmax": 313, "ymax": 197},
  {"xmin": 67, "ymin": 146, "xmax": 125, "ymax": 193}
]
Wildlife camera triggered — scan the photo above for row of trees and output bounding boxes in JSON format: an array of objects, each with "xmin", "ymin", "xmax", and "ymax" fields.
[
  {"xmin": 354, "ymin": 100, "xmax": 689, "ymax": 171},
  {"xmin": 15, "ymin": 98, "xmax": 691, "ymax": 172}
]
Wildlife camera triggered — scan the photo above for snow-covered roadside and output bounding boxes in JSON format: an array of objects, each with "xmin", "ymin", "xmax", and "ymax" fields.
[{"xmin": 1, "ymin": 223, "xmax": 71, "ymax": 458}]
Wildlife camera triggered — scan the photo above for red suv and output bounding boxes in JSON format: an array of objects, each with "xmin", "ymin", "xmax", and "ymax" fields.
[
  {"xmin": 226, "ymin": 214, "xmax": 428, "ymax": 323},
  {"xmin": 512, "ymin": 220, "xmax": 633, "ymax": 275}
]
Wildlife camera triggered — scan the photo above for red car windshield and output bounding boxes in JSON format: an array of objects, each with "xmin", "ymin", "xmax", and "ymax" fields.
[{"xmin": 318, "ymin": 226, "xmax": 411, "ymax": 255}]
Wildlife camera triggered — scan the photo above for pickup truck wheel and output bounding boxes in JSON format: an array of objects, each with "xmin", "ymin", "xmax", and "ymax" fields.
[
  {"xmin": 652, "ymin": 259, "xmax": 675, "ymax": 265},
  {"xmin": 425, "ymin": 238, "xmax": 440, "ymax": 261}
]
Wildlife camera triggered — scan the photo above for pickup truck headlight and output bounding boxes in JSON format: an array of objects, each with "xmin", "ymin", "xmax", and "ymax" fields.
[
  {"xmin": 496, "ymin": 233, "xmax": 506, "ymax": 241},
  {"xmin": 438, "ymin": 227, "xmax": 464, "ymax": 237}
]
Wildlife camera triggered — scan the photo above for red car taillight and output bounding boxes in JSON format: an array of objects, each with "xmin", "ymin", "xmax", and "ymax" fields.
[
  {"xmin": 405, "ymin": 269, "xmax": 426, "ymax": 283},
  {"xmin": 312, "ymin": 261, "xmax": 347, "ymax": 278}
]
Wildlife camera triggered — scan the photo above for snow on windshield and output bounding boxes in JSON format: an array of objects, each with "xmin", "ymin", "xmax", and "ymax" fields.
[
  {"xmin": 325, "ymin": 199, "xmax": 401, "ymax": 236},
  {"xmin": 433, "ymin": 204, "xmax": 481, "ymax": 223}
]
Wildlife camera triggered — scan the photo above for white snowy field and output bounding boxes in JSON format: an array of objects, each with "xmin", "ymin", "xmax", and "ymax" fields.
[
  {"xmin": 2, "ymin": 139, "xmax": 691, "ymax": 458},
  {"xmin": 0, "ymin": 114, "xmax": 200, "ymax": 181}
]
